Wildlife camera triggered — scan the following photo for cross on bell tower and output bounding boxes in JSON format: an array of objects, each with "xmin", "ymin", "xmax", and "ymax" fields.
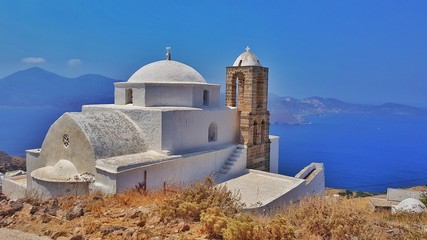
[{"xmin": 226, "ymin": 47, "xmax": 270, "ymax": 171}]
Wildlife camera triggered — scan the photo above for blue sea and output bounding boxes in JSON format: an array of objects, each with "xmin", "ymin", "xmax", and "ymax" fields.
[
  {"xmin": 271, "ymin": 113, "xmax": 427, "ymax": 193},
  {"xmin": 1, "ymin": 106, "xmax": 427, "ymax": 193}
]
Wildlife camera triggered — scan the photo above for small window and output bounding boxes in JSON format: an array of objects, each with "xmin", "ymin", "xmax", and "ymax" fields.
[
  {"xmin": 238, "ymin": 60, "xmax": 243, "ymax": 66},
  {"xmin": 125, "ymin": 88, "xmax": 133, "ymax": 104},
  {"xmin": 261, "ymin": 120, "xmax": 266, "ymax": 143},
  {"xmin": 208, "ymin": 122, "xmax": 218, "ymax": 142},
  {"xmin": 203, "ymin": 90, "xmax": 209, "ymax": 106},
  {"xmin": 63, "ymin": 134, "xmax": 70, "ymax": 148}
]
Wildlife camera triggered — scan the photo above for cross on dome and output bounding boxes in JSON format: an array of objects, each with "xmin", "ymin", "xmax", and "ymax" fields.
[
  {"xmin": 245, "ymin": 46, "xmax": 250, "ymax": 52},
  {"xmin": 166, "ymin": 47, "xmax": 171, "ymax": 60}
]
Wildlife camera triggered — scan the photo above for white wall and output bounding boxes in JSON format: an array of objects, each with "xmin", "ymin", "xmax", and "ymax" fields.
[
  {"xmin": 161, "ymin": 107, "xmax": 239, "ymax": 154},
  {"xmin": 93, "ymin": 145, "xmax": 238, "ymax": 194},
  {"xmin": 114, "ymin": 83, "xmax": 221, "ymax": 108},
  {"xmin": 145, "ymin": 85, "xmax": 193, "ymax": 107},
  {"xmin": 387, "ymin": 188, "xmax": 426, "ymax": 202},
  {"xmin": 294, "ymin": 163, "xmax": 325, "ymax": 196},
  {"xmin": 25, "ymin": 149, "xmax": 43, "ymax": 188},
  {"xmin": 114, "ymin": 87, "xmax": 126, "ymax": 105},
  {"xmin": 2, "ymin": 176, "xmax": 27, "ymax": 200},
  {"xmin": 32, "ymin": 178, "xmax": 89, "ymax": 199},
  {"xmin": 192, "ymin": 85, "xmax": 220, "ymax": 107},
  {"xmin": 269, "ymin": 135, "xmax": 280, "ymax": 173}
]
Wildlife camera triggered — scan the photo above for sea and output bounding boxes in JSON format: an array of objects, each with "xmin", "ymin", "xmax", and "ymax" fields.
[
  {"xmin": 271, "ymin": 113, "xmax": 427, "ymax": 193},
  {"xmin": 1, "ymin": 106, "xmax": 427, "ymax": 193}
]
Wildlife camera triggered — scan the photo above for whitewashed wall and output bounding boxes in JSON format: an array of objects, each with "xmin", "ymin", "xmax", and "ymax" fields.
[
  {"xmin": 269, "ymin": 135, "xmax": 280, "ymax": 173},
  {"xmin": 161, "ymin": 107, "xmax": 239, "ymax": 154},
  {"xmin": 93, "ymin": 144, "xmax": 241, "ymax": 194}
]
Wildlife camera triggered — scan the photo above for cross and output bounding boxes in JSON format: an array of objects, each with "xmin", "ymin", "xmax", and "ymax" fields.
[
  {"xmin": 245, "ymin": 46, "xmax": 250, "ymax": 52},
  {"xmin": 166, "ymin": 47, "xmax": 171, "ymax": 60}
]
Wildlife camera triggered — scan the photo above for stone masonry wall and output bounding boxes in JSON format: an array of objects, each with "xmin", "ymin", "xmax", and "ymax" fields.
[{"xmin": 226, "ymin": 66, "xmax": 270, "ymax": 171}]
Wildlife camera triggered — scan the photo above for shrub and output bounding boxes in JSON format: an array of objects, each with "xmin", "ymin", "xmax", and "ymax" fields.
[
  {"xmin": 284, "ymin": 196, "xmax": 376, "ymax": 239},
  {"xmin": 159, "ymin": 177, "xmax": 243, "ymax": 221},
  {"xmin": 200, "ymin": 207, "xmax": 228, "ymax": 238},
  {"xmin": 222, "ymin": 214, "xmax": 258, "ymax": 240},
  {"xmin": 262, "ymin": 216, "xmax": 296, "ymax": 240},
  {"xmin": 420, "ymin": 192, "xmax": 427, "ymax": 206}
]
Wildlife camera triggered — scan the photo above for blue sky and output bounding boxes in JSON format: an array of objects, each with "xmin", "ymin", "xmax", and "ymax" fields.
[{"xmin": 1, "ymin": 1, "xmax": 426, "ymax": 106}]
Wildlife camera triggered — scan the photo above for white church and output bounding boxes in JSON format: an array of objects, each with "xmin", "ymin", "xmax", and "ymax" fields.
[{"xmin": 3, "ymin": 48, "xmax": 324, "ymax": 212}]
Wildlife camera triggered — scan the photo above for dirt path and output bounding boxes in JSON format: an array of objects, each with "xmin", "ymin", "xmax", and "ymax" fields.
[{"xmin": 0, "ymin": 228, "xmax": 51, "ymax": 240}]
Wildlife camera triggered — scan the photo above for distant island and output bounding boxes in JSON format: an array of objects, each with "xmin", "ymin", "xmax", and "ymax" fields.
[
  {"xmin": 268, "ymin": 95, "xmax": 427, "ymax": 125},
  {"xmin": 0, "ymin": 67, "xmax": 122, "ymax": 107}
]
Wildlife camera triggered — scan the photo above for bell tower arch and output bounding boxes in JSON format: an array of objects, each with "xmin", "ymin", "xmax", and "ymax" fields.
[{"xmin": 226, "ymin": 47, "xmax": 270, "ymax": 171}]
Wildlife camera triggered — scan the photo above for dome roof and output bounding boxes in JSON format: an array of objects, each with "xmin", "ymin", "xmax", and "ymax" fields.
[
  {"xmin": 233, "ymin": 47, "xmax": 261, "ymax": 67},
  {"xmin": 392, "ymin": 198, "xmax": 427, "ymax": 213},
  {"xmin": 32, "ymin": 159, "xmax": 80, "ymax": 182},
  {"xmin": 128, "ymin": 60, "xmax": 206, "ymax": 84}
]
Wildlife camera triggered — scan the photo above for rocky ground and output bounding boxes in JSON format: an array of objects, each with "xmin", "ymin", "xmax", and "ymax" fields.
[
  {"xmin": 0, "ymin": 181, "xmax": 426, "ymax": 240},
  {"xmin": 0, "ymin": 188, "xmax": 205, "ymax": 240},
  {"xmin": 0, "ymin": 151, "xmax": 26, "ymax": 172}
]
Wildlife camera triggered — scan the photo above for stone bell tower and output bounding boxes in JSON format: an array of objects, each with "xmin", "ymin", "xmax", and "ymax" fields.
[{"xmin": 226, "ymin": 47, "xmax": 270, "ymax": 171}]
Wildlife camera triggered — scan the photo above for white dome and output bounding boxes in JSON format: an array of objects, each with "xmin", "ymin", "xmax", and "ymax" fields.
[
  {"xmin": 128, "ymin": 60, "xmax": 206, "ymax": 84},
  {"xmin": 392, "ymin": 198, "xmax": 427, "ymax": 213},
  {"xmin": 233, "ymin": 47, "xmax": 261, "ymax": 67},
  {"xmin": 31, "ymin": 159, "xmax": 80, "ymax": 182}
]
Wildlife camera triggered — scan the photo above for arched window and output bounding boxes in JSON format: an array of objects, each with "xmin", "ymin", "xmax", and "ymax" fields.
[
  {"xmin": 228, "ymin": 73, "xmax": 245, "ymax": 107},
  {"xmin": 125, "ymin": 88, "xmax": 133, "ymax": 104},
  {"xmin": 208, "ymin": 122, "xmax": 218, "ymax": 142},
  {"xmin": 253, "ymin": 121, "xmax": 258, "ymax": 145},
  {"xmin": 256, "ymin": 74, "xmax": 263, "ymax": 109},
  {"xmin": 203, "ymin": 90, "xmax": 209, "ymax": 106},
  {"xmin": 261, "ymin": 120, "xmax": 266, "ymax": 143}
]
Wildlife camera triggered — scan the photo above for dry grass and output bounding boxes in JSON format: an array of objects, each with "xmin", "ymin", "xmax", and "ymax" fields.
[{"xmin": 3, "ymin": 180, "xmax": 427, "ymax": 239}]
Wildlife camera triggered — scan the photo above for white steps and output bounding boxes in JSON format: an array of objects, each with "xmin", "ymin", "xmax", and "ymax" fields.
[{"xmin": 218, "ymin": 145, "xmax": 244, "ymax": 176}]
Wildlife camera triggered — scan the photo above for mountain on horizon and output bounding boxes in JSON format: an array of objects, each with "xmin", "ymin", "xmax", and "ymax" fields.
[
  {"xmin": 268, "ymin": 95, "xmax": 427, "ymax": 124},
  {"xmin": 2, "ymin": 67, "xmax": 425, "ymax": 125},
  {"xmin": 0, "ymin": 67, "xmax": 122, "ymax": 107}
]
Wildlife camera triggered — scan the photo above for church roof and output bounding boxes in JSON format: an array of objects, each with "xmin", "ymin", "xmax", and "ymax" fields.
[
  {"xmin": 68, "ymin": 111, "xmax": 147, "ymax": 159},
  {"xmin": 127, "ymin": 60, "xmax": 206, "ymax": 84},
  {"xmin": 233, "ymin": 46, "xmax": 261, "ymax": 67}
]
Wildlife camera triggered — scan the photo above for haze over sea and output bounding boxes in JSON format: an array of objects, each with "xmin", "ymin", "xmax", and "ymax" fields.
[{"xmin": 1, "ymin": 106, "xmax": 426, "ymax": 193}]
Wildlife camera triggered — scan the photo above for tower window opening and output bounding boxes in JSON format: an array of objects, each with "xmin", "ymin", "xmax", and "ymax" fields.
[
  {"xmin": 261, "ymin": 120, "xmax": 266, "ymax": 143},
  {"xmin": 253, "ymin": 121, "xmax": 258, "ymax": 145},
  {"xmin": 238, "ymin": 60, "xmax": 242, "ymax": 66},
  {"xmin": 208, "ymin": 122, "xmax": 218, "ymax": 142},
  {"xmin": 203, "ymin": 90, "xmax": 209, "ymax": 106}
]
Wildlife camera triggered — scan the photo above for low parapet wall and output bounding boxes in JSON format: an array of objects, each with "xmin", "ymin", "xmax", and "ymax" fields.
[
  {"xmin": 295, "ymin": 162, "xmax": 325, "ymax": 196},
  {"xmin": 2, "ymin": 175, "xmax": 27, "ymax": 200},
  {"xmin": 387, "ymin": 188, "xmax": 426, "ymax": 202},
  {"xmin": 225, "ymin": 162, "xmax": 326, "ymax": 214}
]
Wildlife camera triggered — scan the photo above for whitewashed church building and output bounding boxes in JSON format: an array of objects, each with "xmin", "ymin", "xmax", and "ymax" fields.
[{"xmin": 3, "ymin": 48, "xmax": 324, "ymax": 212}]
